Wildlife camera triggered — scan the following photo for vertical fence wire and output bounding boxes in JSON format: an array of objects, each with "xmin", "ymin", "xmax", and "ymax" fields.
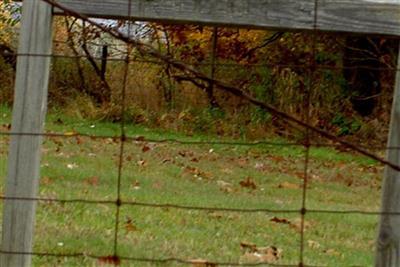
[
  {"xmin": 113, "ymin": 0, "xmax": 134, "ymax": 259},
  {"xmin": 299, "ymin": 1, "xmax": 319, "ymax": 265}
]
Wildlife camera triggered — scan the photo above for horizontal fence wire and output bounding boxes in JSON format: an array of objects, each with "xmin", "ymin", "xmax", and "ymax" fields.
[
  {"xmin": 0, "ymin": 195, "xmax": 395, "ymax": 216},
  {"xmin": 8, "ymin": 52, "xmax": 400, "ymax": 72},
  {"xmin": 1, "ymin": 130, "xmax": 400, "ymax": 151},
  {"xmin": 0, "ymin": 250, "xmax": 326, "ymax": 267},
  {"xmin": 0, "ymin": 0, "xmax": 399, "ymax": 266}
]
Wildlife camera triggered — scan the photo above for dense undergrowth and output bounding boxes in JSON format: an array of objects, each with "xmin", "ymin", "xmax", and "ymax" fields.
[{"xmin": 0, "ymin": 19, "xmax": 397, "ymax": 147}]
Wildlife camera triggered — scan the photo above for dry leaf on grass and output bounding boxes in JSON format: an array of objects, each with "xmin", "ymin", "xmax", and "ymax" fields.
[
  {"xmin": 278, "ymin": 182, "xmax": 301, "ymax": 189},
  {"xmin": 137, "ymin": 159, "xmax": 147, "ymax": 166},
  {"xmin": 239, "ymin": 177, "xmax": 257, "ymax": 190},
  {"xmin": 240, "ymin": 241, "xmax": 257, "ymax": 252},
  {"xmin": 85, "ymin": 176, "xmax": 100, "ymax": 186},
  {"xmin": 217, "ymin": 180, "xmax": 234, "ymax": 193},
  {"xmin": 142, "ymin": 145, "xmax": 151, "ymax": 153},
  {"xmin": 98, "ymin": 255, "xmax": 121, "ymax": 265},
  {"xmin": 324, "ymin": 248, "xmax": 340, "ymax": 256},
  {"xmin": 290, "ymin": 218, "xmax": 312, "ymax": 232},
  {"xmin": 270, "ymin": 216, "xmax": 291, "ymax": 225},
  {"xmin": 40, "ymin": 176, "xmax": 53, "ymax": 186},
  {"xmin": 307, "ymin": 240, "xmax": 321, "ymax": 249},
  {"xmin": 239, "ymin": 244, "xmax": 282, "ymax": 263},
  {"xmin": 189, "ymin": 259, "xmax": 217, "ymax": 267},
  {"xmin": 66, "ymin": 163, "xmax": 78, "ymax": 169},
  {"xmin": 125, "ymin": 217, "xmax": 138, "ymax": 232},
  {"xmin": 132, "ymin": 180, "xmax": 140, "ymax": 190}
]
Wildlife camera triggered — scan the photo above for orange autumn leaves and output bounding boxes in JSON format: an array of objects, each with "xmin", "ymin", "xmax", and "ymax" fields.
[{"xmin": 155, "ymin": 24, "xmax": 267, "ymax": 64}]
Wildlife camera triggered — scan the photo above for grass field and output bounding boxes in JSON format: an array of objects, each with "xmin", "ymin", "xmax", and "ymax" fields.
[{"xmin": 0, "ymin": 105, "xmax": 384, "ymax": 266}]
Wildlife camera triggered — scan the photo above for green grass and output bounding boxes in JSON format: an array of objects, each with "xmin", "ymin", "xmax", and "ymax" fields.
[{"xmin": 0, "ymin": 105, "xmax": 383, "ymax": 266}]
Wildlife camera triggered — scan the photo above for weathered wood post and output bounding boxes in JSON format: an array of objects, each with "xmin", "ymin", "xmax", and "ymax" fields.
[
  {"xmin": 375, "ymin": 45, "xmax": 400, "ymax": 266},
  {"xmin": 1, "ymin": 1, "xmax": 53, "ymax": 266}
]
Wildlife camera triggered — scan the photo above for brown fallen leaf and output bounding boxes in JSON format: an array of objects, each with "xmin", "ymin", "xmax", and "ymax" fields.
[
  {"xmin": 239, "ymin": 247, "xmax": 281, "ymax": 263},
  {"xmin": 324, "ymin": 248, "xmax": 340, "ymax": 256},
  {"xmin": 208, "ymin": 212, "xmax": 223, "ymax": 219},
  {"xmin": 270, "ymin": 216, "xmax": 291, "ymax": 225},
  {"xmin": 278, "ymin": 182, "xmax": 301, "ymax": 189},
  {"xmin": 125, "ymin": 217, "xmax": 138, "ymax": 232},
  {"xmin": 189, "ymin": 259, "xmax": 217, "ymax": 267},
  {"xmin": 135, "ymin": 136, "xmax": 145, "ymax": 142},
  {"xmin": 191, "ymin": 157, "xmax": 199, "ymax": 162},
  {"xmin": 98, "ymin": 255, "xmax": 121, "ymax": 266},
  {"xmin": 142, "ymin": 145, "xmax": 151, "ymax": 153},
  {"xmin": 137, "ymin": 160, "xmax": 147, "ymax": 166},
  {"xmin": 217, "ymin": 180, "xmax": 234, "ymax": 193},
  {"xmin": 75, "ymin": 136, "xmax": 83, "ymax": 145},
  {"xmin": 239, "ymin": 177, "xmax": 257, "ymax": 190},
  {"xmin": 290, "ymin": 218, "xmax": 312, "ymax": 232},
  {"xmin": 132, "ymin": 180, "xmax": 140, "ymax": 190},
  {"xmin": 240, "ymin": 241, "xmax": 257, "ymax": 252},
  {"xmin": 40, "ymin": 176, "xmax": 53, "ymax": 186},
  {"xmin": 85, "ymin": 176, "xmax": 100, "ymax": 186}
]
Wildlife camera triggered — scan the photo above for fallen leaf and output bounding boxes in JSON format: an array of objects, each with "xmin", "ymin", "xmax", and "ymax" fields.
[
  {"xmin": 85, "ymin": 176, "xmax": 100, "ymax": 186},
  {"xmin": 75, "ymin": 136, "xmax": 83, "ymax": 145},
  {"xmin": 40, "ymin": 176, "xmax": 53, "ymax": 186},
  {"xmin": 142, "ymin": 145, "xmax": 151, "ymax": 153},
  {"xmin": 290, "ymin": 218, "xmax": 312, "ymax": 232},
  {"xmin": 278, "ymin": 182, "xmax": 301, "ymax": 189},
  {"xmin": 67, "ymin": 163, "xmax": 78, "ymax": 169},
  {"xmin": 135, "ymin": 136, "xmax": 145, "ymax": 142},
  {"xmin": 270, "ymin": 217, "xmax": 291, "ymax": 225},
  {"xmin": 308, "ymin": 240, "xmax": 321, "ymax": 249},
  {"xmin": 208, "ymin": 212, "xmax": 223, "ymax": 219},
  {"xmin": 240, "ymin": 241, "xmax": 257, "ymax": 252},
  {"xmin": 125, "ymin": 217, "xmax": 138, "ymax": 232},
  {"xmin": 191, "ymin": 157, "xmax": 199, "ymax": 162},
  {"xmin": 239, "ymin": 246, "xmax": 281, "ymax": 264},
  {"xmin": 98, "ymin": 255, "xmax": 121, "ymax": 266},
  {"xmin": 239, "ymin": 177, "xmax": 257, "ymax": 190},
  {"xmin": 179, "ymin": 150, "xmax": 194, "ymax": 158},
  {"xmin": 217, "ymin": 180, "xmax": 234, "ymax": 193},
  {"xmin": 324, "ymin": 248, "xmax": 340, "ymax": 256},
  {"xmin": 254, "ymin": 162, "xmax": 267, "ymax": 171},
  {"xmin": 132, "ymin": 180, "xmax": 140, "ymax": 190},
  {"xmin": 137, "ymin": 160, "xmax": 147, "ymax": 166},
  {"xmin": 189, "ymin": 259, "xmax": 217, "ymax": 267},
  {"xmin": 162, "ymin": 157, "xmax": 172, "ymax": 164}
]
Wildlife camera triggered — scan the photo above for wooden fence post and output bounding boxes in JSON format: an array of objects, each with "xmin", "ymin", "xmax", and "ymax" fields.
[
  {"xmin": 0, "ymin": 1, "xmax": 53, "ymax": 266},
  {"xmin": 375, "ymin": 46, "xmax": 400, "ymax": 266}
]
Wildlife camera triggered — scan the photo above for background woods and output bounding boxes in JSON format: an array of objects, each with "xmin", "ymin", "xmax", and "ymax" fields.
[{"xmin": 0, "ymin": 9, "xmax": 399, "ymax": 145}]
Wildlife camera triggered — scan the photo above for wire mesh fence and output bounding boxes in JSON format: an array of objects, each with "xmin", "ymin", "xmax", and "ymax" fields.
[{"xmin": 0, "ymin": 0, "xmax": 400, "ymax": 266}]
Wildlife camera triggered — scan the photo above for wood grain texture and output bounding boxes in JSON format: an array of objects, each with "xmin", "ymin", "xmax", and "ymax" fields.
[
  {"xmin": 0, "ymin": 1, "xmax": 53, "ymax": 266},
  {"xmin": 375, "ymin": 45, "xmax": 400, "ymax": 267},
  {"xmin": 53, "ymin": 0, "xmax": 400, "ymax": 36}
]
